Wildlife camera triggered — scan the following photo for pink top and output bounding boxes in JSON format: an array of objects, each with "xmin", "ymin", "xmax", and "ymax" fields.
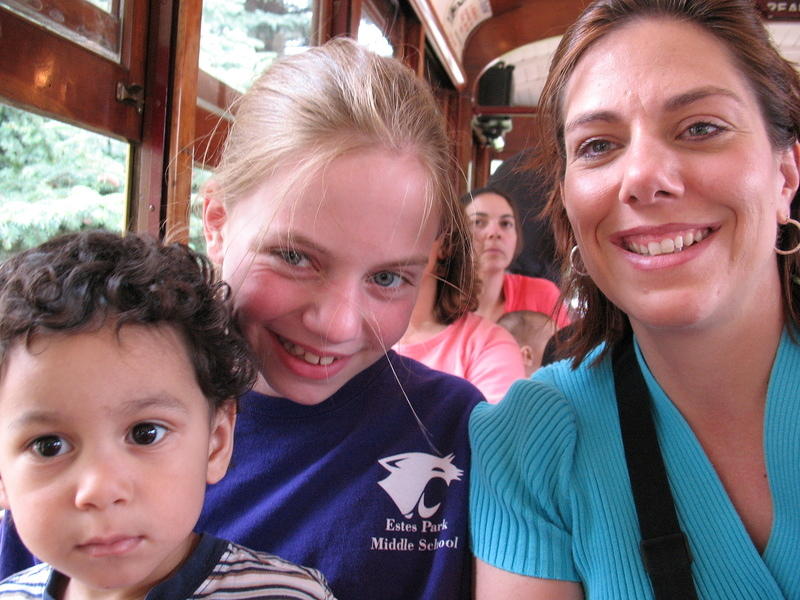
[
  {"xmin": 502, "ymin": 272, "xmax": 571, "ymax": 328},
  {"xmin": 394, "ymin": 312, "xmax": 525, "ymax": 404}
]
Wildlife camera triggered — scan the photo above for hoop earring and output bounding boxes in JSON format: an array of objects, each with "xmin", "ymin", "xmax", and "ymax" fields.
[
  {"xmin": 569, "ymin": 245, "xmax": 588, "ymax": 277},
  {"xmin": 775, "ymin": 218, "xmax": 800, "ymax": 255}
]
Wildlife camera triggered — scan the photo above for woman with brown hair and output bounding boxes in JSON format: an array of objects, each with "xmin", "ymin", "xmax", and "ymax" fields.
[
  {"xmin": 463, "ymin": 187, "xmax": 570, "ymax": 327},
  {"xmin": 470, "ymin": 1, "xmax": 800, "ymax": 597}
]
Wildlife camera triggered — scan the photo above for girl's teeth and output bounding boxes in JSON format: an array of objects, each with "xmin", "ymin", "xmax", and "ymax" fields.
[{"xmin": 281, "ymin": 339, "xmax": 336, "ymax": 366}]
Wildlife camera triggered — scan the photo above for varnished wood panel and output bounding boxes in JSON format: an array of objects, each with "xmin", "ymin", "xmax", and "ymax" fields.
[
  {"xmin": 0, "ymin": 7, "xmax": 141, "ymax": 140},
  {"xmin": 164, "ymin": 0, "xmax": 203, "ymax": 244},
  {"xmin": 462, "ymin": 0, "xmax": 585, "ymax": 93},
  {"xmin": 2, "ymin": 0, "xmax": 121, "ymax": 57}
]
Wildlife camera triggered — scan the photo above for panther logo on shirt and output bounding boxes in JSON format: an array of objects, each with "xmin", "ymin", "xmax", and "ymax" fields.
[{"xmin": 377, "ymin": 452, "xmax": 463, "ymax": 519}]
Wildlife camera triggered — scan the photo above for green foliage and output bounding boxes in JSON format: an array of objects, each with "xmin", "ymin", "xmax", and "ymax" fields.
[
  {"xmin": 200, "ymin": 0, "xmax": 313, "ymax": 92},
  {"xmin": 0, "ymin": 104, "xmax": 127, "ymax": 261},
  {"xmin": 1, "ymin": 0, "xmax": 315, "ymax": 262}
]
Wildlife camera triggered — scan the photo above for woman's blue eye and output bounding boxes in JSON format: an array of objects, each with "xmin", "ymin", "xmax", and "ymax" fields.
[
  {"xmin": 577, "ymin": 139, "xmax": 614, "ymax": 158},
  {"xmin": 30, "ymin": 435, "xmax": 71, "ymax": 458},
  {"xmin": 129, "ymin": 423, "xmax": 167, "ymax": 445},
  {"xmin": 372, "ymin": 271, "xmax": 403, "ymax": 288}
]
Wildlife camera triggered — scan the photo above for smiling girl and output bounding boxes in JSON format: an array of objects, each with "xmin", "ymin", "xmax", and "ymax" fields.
[{"xmin": 197, "ymin": 38, "xmax": 481, "ymax": 600}]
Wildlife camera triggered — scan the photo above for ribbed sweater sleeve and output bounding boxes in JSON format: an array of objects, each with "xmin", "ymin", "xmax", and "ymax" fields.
[
  {"xmin": 469, "ymin": 378, "xmax": 580, "ymax": 581},
  {"xmin": 469, "ymin": 334, "xmax": 800, "ymax": 598}
]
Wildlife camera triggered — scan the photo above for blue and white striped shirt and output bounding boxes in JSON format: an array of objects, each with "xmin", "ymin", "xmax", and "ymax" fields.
[{"xmin": 0, "ymin": 534, "xmax": 335, "ymax": 600}]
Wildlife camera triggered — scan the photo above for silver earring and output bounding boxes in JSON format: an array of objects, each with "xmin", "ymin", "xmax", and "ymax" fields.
[
  {"xmin": 775, "ymin": 218, "xmax": 800, "ymax": 255},
  {"xmin": 569, "ymin": 245, "xmax": 588, "ymax": 276}
]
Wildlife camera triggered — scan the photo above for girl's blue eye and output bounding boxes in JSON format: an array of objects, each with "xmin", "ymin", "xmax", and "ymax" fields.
[
  {"xmin": 372, "ymin": 271, "xmax": 403, "ymax": 288},
  {"xmin": 280, "ymin": 249, "xmax": 306, "ymax": 266},
  {"xmin": 30, "ymin": 435, "xmax": 71, "ymax": 458},
  {"xmin": 128, "ymin": 423, "xmax": 167, "ymax": 445}
]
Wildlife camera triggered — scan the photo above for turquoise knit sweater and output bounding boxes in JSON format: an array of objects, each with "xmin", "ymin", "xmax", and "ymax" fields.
[{"xmin": 470, "ymin": 330, "xmax": 800, "ymax": 599}]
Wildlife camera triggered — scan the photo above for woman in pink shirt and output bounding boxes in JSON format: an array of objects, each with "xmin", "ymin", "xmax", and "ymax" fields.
[
  {"xmin": 395, "ymin": 240, "xmax": 525, "ymax": 403},
  {"xmin": 464, "ymin": 187, "xmax": 570, "ymax": 327}
]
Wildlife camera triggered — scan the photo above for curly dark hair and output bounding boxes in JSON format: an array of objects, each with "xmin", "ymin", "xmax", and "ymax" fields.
[{"xmin": 0, "ymin": 230, "xmax": 256, "ymax": 408}]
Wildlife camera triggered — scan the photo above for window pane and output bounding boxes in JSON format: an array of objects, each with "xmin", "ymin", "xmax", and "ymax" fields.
[
  {"xmin": 188, "ymin": 166, "xmax": 211, "ymax": 253},
  {"xmin": 0, "ymin": 102, "xmax": 128, "ymax": 261},
  {"xmin": 1, "ymin": 0, "xmax": 123, "ymax": 61},
  {"xmin": 200, "ymin": 0, "xmax": 314, "ymax": 93},
  {"xmin": 85, "ymin": 0, "xmax": 113, "ymax": 11},
  {"xmin": 358, "ymin": 14, "xmax": 393, "ymax": 57}
]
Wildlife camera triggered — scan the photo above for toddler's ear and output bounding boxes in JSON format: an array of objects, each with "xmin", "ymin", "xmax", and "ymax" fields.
[
  {"xmin": 206, "ymin": 400, "xmax": 236, "ymax": 485},
  {"xmin": 203, "ymin": 180, "xmax": 228, "ymax": 266},
  {"xmin": 520, "ymin": 345, "xmax": 535, "ymax": 369}
]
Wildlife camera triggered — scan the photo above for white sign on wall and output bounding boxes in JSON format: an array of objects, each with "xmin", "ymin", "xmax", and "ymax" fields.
[{"xmin": 433, "ymin": 0, "xmax": 492, "ymax": 55}]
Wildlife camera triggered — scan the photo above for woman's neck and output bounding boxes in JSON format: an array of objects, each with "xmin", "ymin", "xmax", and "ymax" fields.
[
  {"xmin": 475, "ymin": 268, "xmax": 506, "ymax": 322},
  {"xmin": 632, "ymin": 303, "xmax": 784, "ymax": 414}
]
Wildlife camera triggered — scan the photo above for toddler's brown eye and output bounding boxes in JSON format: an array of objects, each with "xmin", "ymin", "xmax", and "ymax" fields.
[
  {"xmin": 31, "ymin": 435, "xmax": 68, "ymax": 457},
  {"xmin": 129, "ymin": 423, "xmax": 166, "ymax": 445}
]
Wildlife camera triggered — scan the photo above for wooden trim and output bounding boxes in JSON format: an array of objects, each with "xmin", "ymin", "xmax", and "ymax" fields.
[
  {"xmin": 2, "ymin": 0, "xmax": 121, "ymax": 60},
  {"xmin": 196, "ymin": 70, "xmax": 239, "ymax": 118},
  {"xmin": 397, "ymin": 15, "xmax": 426, "ymax": 77},
  {"xmin": 193, "ymin": 71, "xmax": 239, "ymax": 170},
  {"xmin": 315, "ymin": 0, "xmax": 361, "ymax": 41},
  {"xmin": 128, "ymin": 0, "xmax": 174, "ymax": 236},
  {"xmin": 475, "ymin": 104, "xmax": 538, "ymax": 116},
  {"xmin": 0, "ymin": 7, "xmax": 141, "ymax": 141},
  {"xmin": 164, "ymin": 0, "xmax": 202, "ymax": 244},
  {"xmin": 405, "ymin": 0, "xmax": 465, "ymax": 88},
  {"xmin": 462, "ymin": 0, "xmax": 583, "ymax": 94},
  {"xmin": 361, "ymin": 0, "xmax": 389, "ymax": 31},
  {"xmin": 473, "ymin": 142, "xmax": 491, "ymax": 188},
  {"xmin": 193, "ymin": 105, "xmax": 231, "ymax": 170}
]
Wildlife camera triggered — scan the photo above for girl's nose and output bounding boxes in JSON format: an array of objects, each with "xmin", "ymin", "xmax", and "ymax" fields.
[
  {"xmin": 618, "ymin": 133, "xmax": 684, "ymax": 205},
  {"xmin": 302, "ymin": 280, "xmax": 362, "ymax": 345}
]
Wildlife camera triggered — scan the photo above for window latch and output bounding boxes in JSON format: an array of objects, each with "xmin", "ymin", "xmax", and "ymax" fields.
[{"xmin": 116, "ymin": 82, "xmax": 145, "ymax": 114}]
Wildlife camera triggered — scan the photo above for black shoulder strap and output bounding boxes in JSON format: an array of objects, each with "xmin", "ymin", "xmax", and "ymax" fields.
[{"xmin": 612, "ymin": 332, "xmax": 699, "ymax": 600}]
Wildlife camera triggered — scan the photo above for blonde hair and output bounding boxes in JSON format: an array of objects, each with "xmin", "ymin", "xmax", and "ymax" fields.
[
  {"xmin": 211, "ymin": 37, "xmax": 473, "ymax": 303},
  {"xmin": 217, "ymin": 38, "xmax": 448, "ymax": 200}
]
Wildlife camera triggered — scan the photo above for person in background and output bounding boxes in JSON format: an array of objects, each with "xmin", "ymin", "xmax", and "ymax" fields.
[
  {"xmin": 496, "ymin": 310, "xmax": 556, "ymax": 377},
  {"xmin": 488, "ymin": 149, "xmax": 560, "ymax": 283},
  {"xmin": 0, "ymin": 231, "xmax": 334, "ymax": 600},
  {"xmin": 463, "ymin": 187, "xmax": 570, "ymax": 327},
  {"xmin": 470, "ymin": 0, "xmax": 800, "ymax": 597},
  {"xmin": 394, "ymin": 233, "xmax": 525, "ymax": 403}
]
